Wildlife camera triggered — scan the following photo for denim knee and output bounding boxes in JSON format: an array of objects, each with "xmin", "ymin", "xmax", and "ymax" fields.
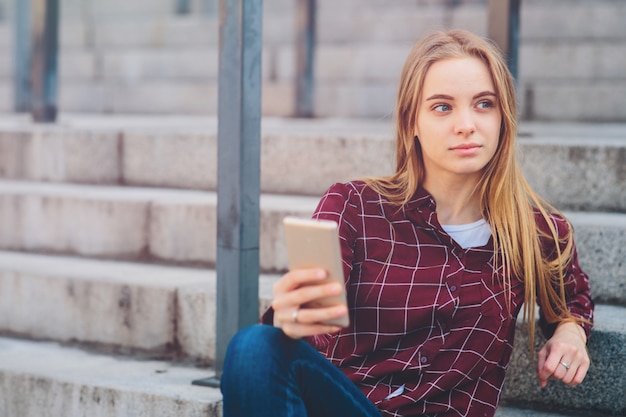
[{"xmin": 222, "ymin": 325, "xmax": 292, "ymax": 382}]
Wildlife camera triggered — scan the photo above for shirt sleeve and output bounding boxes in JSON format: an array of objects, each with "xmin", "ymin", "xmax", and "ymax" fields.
[{"xmin": 537, "ymin": 213, "xmax": 594, "ymax": 339}]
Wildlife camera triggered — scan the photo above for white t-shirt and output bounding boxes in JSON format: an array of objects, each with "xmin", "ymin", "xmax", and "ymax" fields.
[{"xmin": 441, "ymin": 218, "xmax": 492, "ymax": 249}]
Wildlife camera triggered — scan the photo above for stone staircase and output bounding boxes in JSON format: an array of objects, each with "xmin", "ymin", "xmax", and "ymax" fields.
[{"xmin": 0, "ymin": 114, "xmax": 624, "ymax": 417}]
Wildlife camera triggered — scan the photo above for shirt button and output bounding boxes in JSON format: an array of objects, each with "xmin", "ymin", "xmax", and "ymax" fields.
[
  {"xmin": 420, "ymin": 356, "xmax": 428, "ymax": 364},
  {"xmin": 449, "ymin": 285, "xmax": 457, "ymax": 292}
]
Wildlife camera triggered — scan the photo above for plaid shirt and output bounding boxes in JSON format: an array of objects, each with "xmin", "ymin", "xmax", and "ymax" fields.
[{"xmin": 266, "ymin": 181, "xmax": 593, "ymax": 417}]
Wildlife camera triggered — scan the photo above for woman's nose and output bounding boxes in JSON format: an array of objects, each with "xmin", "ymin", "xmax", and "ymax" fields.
[{"xmin": 454, "ymin": 110, "xmax": 476, "ymax": 136}]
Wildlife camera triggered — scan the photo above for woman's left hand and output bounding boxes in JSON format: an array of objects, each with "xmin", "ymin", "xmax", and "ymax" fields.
[{"xmin": 536, "ymin": 321, "xmax": 590, "ymax": 388}]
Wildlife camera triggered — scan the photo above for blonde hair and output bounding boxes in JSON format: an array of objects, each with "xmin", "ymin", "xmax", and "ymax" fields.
[{"xmin": 367, "ymin": 29, "xmax": 584, "ymax": 350}]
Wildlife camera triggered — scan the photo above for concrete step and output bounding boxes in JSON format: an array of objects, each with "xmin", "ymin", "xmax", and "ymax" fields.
[
  {"xmin": 0, "ymin": 250, "xmax": 277, "ymax": 364},
  {"xmin": 0, "ymin": 328, "xmax": 621, "ymax": 417},
  {"xmin": 0, "ymin": 180, "xmax": 623, "ymax": 304},
  {"xmin": 0, "ymin": 115, "xmax": 624, "ymax": 210},
  {"xmin": 0, "ymin": 179, "xmax": 316, "ymax": 271},
  {"xmin": 502, "ymin": 303, "xmax": 626, "ymax": 416},
  {"xmin": 0, "ymin": 336, "xmax": 222, "ymax": 417}
]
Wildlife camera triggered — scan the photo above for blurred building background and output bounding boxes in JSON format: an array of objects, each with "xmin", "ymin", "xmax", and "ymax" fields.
[{"xmin": 0, "ymin": 0, "xmax": 624, "ymax": 121}]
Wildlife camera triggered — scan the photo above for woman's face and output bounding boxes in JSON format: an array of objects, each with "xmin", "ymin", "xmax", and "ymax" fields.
[{"xmin": 415, "ymin": 56, "xmax": 501, "ymax": 184}]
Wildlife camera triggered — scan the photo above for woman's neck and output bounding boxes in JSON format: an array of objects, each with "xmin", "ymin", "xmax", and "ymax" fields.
[{"xmin": 423, "ymin": 175, "xmax": 483, "ymax": 225}]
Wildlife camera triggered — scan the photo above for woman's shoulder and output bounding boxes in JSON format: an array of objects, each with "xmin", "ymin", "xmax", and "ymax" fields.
[
  {"xmin": 316, "ymin": 180, "xmax": 388, "ymax": 215},
  {"xmin": 323, "ymin": 180, "xmax": 383, "ymax": 201},
  {"xmin": 532, "ymin": 207, "xmax": 572, "ymax": 238}
]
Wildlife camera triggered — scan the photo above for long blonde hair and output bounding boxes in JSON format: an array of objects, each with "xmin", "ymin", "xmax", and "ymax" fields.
[{"xmin": 367, "ymin": 29, "xmax": 584, "ymax": 350}]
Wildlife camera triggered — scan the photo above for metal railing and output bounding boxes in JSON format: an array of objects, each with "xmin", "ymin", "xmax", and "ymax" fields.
[{"xmin": 14, "ymin": 0, "xmax": 60, "ymax": 122}]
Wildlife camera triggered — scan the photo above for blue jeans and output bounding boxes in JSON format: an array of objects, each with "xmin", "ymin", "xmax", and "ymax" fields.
[{"xmin": 221, "ymin": 324, "xmax": 382, "ymax": 417}]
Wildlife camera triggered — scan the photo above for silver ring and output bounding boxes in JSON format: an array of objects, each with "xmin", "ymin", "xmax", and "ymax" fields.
[
  {"xmin": 560, "ymin": 361, "xmax": 571, "ymax": 370},
  {"xmin": 291, "ymin": 307, "xmax": 299, "ymax": 323}
]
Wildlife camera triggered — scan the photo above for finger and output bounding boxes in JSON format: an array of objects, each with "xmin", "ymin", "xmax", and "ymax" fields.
[
  {"xmin": 556, "ymin": 358, "xmax": 575, "ymax": 384},
  {"xmin": 536, "ymin": 346, "xmax": 550, "ymax": 386},
  {"xmin": 272, "ymin": 281, "xmax": 343, "ymax": 313},
  {"xmin": 292, "ymin": 304, "xmax": 348, "ymax": 326},
  {"xmin": 569, "ymin": 361, "xmax": 589, "ymax": 386},
  {"xmin": 281, "ymin": 322, "xmax": 343, "ymax": 340},
  {"xmin": 273, "ymin": 268, "xmax": 327, "ymax": 295},
  {"xmin": 537, "ymin": 349, "xmax": 568, "ymax": 385}
]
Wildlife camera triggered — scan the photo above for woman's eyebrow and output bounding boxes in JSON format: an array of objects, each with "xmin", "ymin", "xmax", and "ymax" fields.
[
  {"xmin": 425, "ymin": 91, "xmax": 496, "ymax": 101},
  {"xmin": 473, "ymin": 91, "xmax": 497, "ymax": 99},
  {"xmin": 425, "ymin": 94, "xmax": 454, "ymax": 101}
]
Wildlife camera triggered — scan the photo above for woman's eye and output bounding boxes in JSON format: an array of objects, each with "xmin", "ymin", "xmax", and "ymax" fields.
[
  {"xmin": 477, "ymin": 100, "xmax": 494, "ymax": 109},
  {"xmin": 433, "ymin": 104, "xmax": 451, "ymax": 112}
]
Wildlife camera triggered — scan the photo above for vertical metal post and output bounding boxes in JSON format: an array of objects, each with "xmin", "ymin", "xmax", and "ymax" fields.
[
  {"xmin": 295, "ymin": 0, "xmax": 315, "ymax": 117},
  {"xmin": 192, "ymin": 0, "xmax": 262, "ymax": 387},
  {"xmin": 175, "ymin": 0, "xmax": 191, "ymax": 14},
  {"xmin": 487, "ymin": 0, "xmax": 521, "ymax": 81},
  {"xmin": 14, "ymin": 0, "xmax": 32, "ymax": 112},
  {"xmin": 31, "ymin": 0, "xmax": 60, "ymax": 122}
]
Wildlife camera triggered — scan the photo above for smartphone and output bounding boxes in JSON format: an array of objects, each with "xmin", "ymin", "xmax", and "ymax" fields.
[{"xmin": 283, "ymin": 216, "xmax": 350, "ymax": 327}]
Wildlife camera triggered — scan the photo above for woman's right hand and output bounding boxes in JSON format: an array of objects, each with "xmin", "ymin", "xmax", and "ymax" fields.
[{"xmin": 272, "ymin": 268, "xmax": 348, "ymax": 339}]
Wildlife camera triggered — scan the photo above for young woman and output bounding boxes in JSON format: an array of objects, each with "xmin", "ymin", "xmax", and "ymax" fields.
[{"xmin": 220, "ymin": 30, "xmax": 594, "ymax": 417}]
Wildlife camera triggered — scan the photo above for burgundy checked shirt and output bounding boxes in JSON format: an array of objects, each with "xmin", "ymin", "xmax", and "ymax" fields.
[{"xmin": 266, "ymin": 181, "xmax": 594, "ymax": 417}]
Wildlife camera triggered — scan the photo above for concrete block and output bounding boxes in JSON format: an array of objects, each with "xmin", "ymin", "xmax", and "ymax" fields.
[
  {"xmin": 314, "ymin": 82, "xmax": 396, "ymax": 118},
  {"xmin": 566, "ymin": 212, "xmax": 626, "ymax": 305},
  {"xmin": 262, "ymin": 81, "xmax": 295, "ymax": 117},
  {"xmin": 0, "ymin": 129, "xmax": 121, "ymax": 184},
  {"xmin": 88, "ymin": 0, "xmax": 175, "ymax": 19},
  {"xmin": 60, "ymin": 22, "xmax": 89, "ymax": 49},
  {"xmin": 519, "ymin": 138, "xmax": 626, "ymax": 211},
  {"xmin": 107, "ymin": 80, "xmax": 217, "ymax": 114},
  {"xmin": 0, "ymin": 182, "xmax": 148, "ymax": 257},
  {"xmin": 315, "ymin": 44, "xmax": 411, "ymax": 82},
  {"xmin": 102, "ymin": 48, "xmax": 218, "ymax": 82},
  {"xmin": 0, "ymin": 270, "xmax": 176, "ymax": 350},
  {"xmin": 262, "ymin": 11, "xmax": 294, "ymax": 46},
  {"xmin": 59, "ymin": 50, "xmax": 98, "ymax": 81},
  {"xmin": 59, "ymin": 81, "xmax": 109, "ymax": 113},
  {"xmin": 519, "ymin": 43, "xmax": 596, "ymax": 81},
  {"xmin": 526, "ymin": 82, "xmax": 626, "ymax": 122},
  {"xmin": 0, "ymin": 248, "xmax": 278, "ymax": 362},
  {"xmin": 502, "ymin": 304, "xmax": 626, "ymax": 415},
  {"xmin": 0, "ymin": 252, "xmax": 212, "ymax": 352},
  {"xmin": 260, "ymin": 132, "xmax": 395, "ymax": 196},
  {"xmin": 448, "ymin": 4, "xmax": 488, "ymax": 37},
  {"xmin": 147, "ymin": 191, "xmax": 316, "ymax": 270},
  {"xmin": 0, "ymin": 337, "xmax": 221, "ymax": 417},
  {"xmin": 519, "ymin": 43, "xmax": 626, "ymax": 82},
  {"xmin": 91, "ymin": 18, "xmax": 218, "ymax": 49},
  {"xmin": 265, "ymin": 45, "xmax": 295, "ymax": 83},
  {"xmin": 0, "ymin": 48, "xmax": 12, "ymax": 78},
  {"xmin": 153, "ymin": 17, "xmax": 219, "ymax": 47},
  {"xmin": 177, "ymin": 282, "xmax": 216, "ymax": 363},
  {"xmin": 149, "ymin": 198, "xmax": 217, "ymax": 265},
  {"xmin": 316, "ymin": 4, "xmax": 446, "ymax": 44},
  {"xmin": 122, "ymin": 131, "xmax": 216, "ymax": 189},
  {"xmin": 0, "ymin": 83, "xmax": 11, "ymax": 112},
  {"xmin": 521, "ymin": 1, "xmax": 626, "ymax": 41}
]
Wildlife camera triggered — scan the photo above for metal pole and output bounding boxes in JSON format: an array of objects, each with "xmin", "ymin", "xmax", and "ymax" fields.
[
  {"xmin": 487, "ymin": 0, "xmax": 520, "ymax": 81},
  {"xmin": 295, "ymin": 0, "xmax": 315, "ymax": 117},
  {"xmin": 175, "ymin": 0, "xmax": 191, "ymax": 14},
  {"xmin": 192, "ymin": 0, "xmax": 262, "ymax": 387},
  {"xmin": 31, "ymin": 0, "xmax": 60, "ymax": 122},
  {"xmin": 14, "ymin": 0, "xmax": 32, "ymax": 112}
]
